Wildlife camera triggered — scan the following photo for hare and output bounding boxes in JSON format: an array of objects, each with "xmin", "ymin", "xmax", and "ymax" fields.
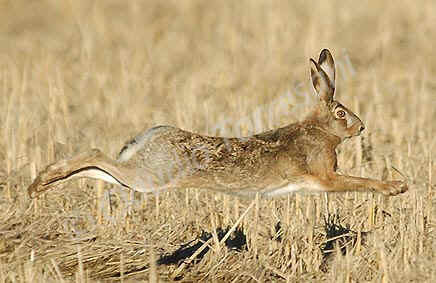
[{"xmin": 28, "ymin": 49, "xmax": 407, "ymax": 199}]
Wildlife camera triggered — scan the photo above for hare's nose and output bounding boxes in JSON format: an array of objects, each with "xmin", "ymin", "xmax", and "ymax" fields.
[{"xmin": 359, "ymin": 125, "xmax": 365, "ymax": 132}]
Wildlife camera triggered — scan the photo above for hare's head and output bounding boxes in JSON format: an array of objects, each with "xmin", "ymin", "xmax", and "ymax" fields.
[{"xmin": 309, "ymin": 49, "xmax": 364, "ymax": 140}]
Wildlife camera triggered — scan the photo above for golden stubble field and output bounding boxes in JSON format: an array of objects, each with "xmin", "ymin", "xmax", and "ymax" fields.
[{"xmin": 0, "ymin": 0, "xmax": 435, "ymax": 282}]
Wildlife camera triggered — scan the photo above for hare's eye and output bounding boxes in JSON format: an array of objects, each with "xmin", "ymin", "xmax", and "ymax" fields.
[{"xmin": 335, "ymin": 109, "xmax": 346, "ymax": 119}]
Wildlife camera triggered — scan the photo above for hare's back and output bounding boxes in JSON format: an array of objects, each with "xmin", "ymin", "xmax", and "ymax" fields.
[
  {"xmin": 117, "ymin": 126, "xmax": 188, "ymax": 171},
  {"xmin": 116, "ymin": 124, "xmax": 310, "ymax": 190},
  {"xmin": 117, "ymin": 126, "xmax": 235, "ymax": 175}
]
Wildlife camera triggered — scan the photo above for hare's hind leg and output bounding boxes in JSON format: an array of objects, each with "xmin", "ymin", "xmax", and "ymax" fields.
[{"xmin": 28, "ymin": 149, "xmax": 138, "ymax": 198}]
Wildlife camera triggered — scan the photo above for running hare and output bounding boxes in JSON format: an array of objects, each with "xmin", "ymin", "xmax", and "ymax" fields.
[{"xmin": 28, "ymin": 49, "xmax": 407, "ymax": 198}]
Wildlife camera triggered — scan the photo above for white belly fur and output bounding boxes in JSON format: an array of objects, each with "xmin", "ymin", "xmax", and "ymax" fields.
[
  {"xmin": 262, "ymin": 183, "xmax": 301, "ymax": 197},
  {"xmin": 75, "ymin": 169, "xmax": 123, "ymax": 186}
]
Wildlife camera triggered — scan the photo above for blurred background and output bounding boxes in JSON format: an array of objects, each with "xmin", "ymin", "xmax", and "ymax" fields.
[{"xmin": 0, "ymin": 0, "xmax": 435, "ymax": 281}]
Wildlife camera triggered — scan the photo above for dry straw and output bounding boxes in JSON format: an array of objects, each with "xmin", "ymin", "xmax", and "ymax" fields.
[{"xmin": 0, "ymin": 0, "xmax": 435, "ymax": 282}]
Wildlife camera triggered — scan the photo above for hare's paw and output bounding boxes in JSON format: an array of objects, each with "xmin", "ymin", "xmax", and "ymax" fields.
[
  {"xmin": 28, "ymin": 174, "xmax": 48, "ymax": 198},
  {"xmin": 27, "ymin": 162, "xmax": 70, "ymax": 198},
  {"xmin": 382, "ymin": 180, "xmax": 408, "ymax": 196}
]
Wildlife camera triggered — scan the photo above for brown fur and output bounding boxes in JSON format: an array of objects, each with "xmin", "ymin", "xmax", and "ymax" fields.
[{"xmin": 28, "ymin": 49, "xmax": 407, "ymax": 198}]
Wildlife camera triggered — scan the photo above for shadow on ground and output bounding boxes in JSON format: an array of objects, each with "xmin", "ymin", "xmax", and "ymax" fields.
[
  {"xmin": 158, "ymin": 226, "xmax": 247, "ymax": 265},
  {"xmin": 320, "ymin": 213, "xmax": 369, "ymax": 272}
]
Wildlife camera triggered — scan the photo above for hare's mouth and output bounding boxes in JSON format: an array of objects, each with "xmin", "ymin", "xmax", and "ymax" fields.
[
  {"xmin": 351, "ymin": 127, "xmax": 365, "ymax": 137},
  {"xmin": 343, "ymin": 126, "xmax": 363, "ymax": 139},
  {"xmin": 349, "ymin": 123, "xmax": 365, "ymax": 136}
]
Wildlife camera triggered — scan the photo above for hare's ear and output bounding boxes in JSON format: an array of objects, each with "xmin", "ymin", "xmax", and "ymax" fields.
[
  {"xmin": 310, "ymin": 58, "xmax": 334, "ymax": 103},
  {"xmin": 318, "ymin": 49, "xmax": 335, "ymax": 88}
]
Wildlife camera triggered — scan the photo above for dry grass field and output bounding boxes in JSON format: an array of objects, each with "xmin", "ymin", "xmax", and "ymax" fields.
[{"xmin": 0, "ymin": 0, "xmax": 435, "ymax": 282}]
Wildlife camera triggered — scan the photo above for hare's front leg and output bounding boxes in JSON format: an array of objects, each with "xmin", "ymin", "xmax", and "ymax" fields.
[{"xmin": 303, "ymin": 174, "xmax": 408, "ymax": 196}]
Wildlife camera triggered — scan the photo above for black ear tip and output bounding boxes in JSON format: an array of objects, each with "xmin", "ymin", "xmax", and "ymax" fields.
[
  {"xmin": 319, "ymin": 49, "xmax": 331, "ymax": 62},
  {"xmin": 309, "ymin": 58, "xmax": 321, "ymax": 71},
  {"xmin": 321, "ymin": 49, "xmax": 331, "ymax": 55}
]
